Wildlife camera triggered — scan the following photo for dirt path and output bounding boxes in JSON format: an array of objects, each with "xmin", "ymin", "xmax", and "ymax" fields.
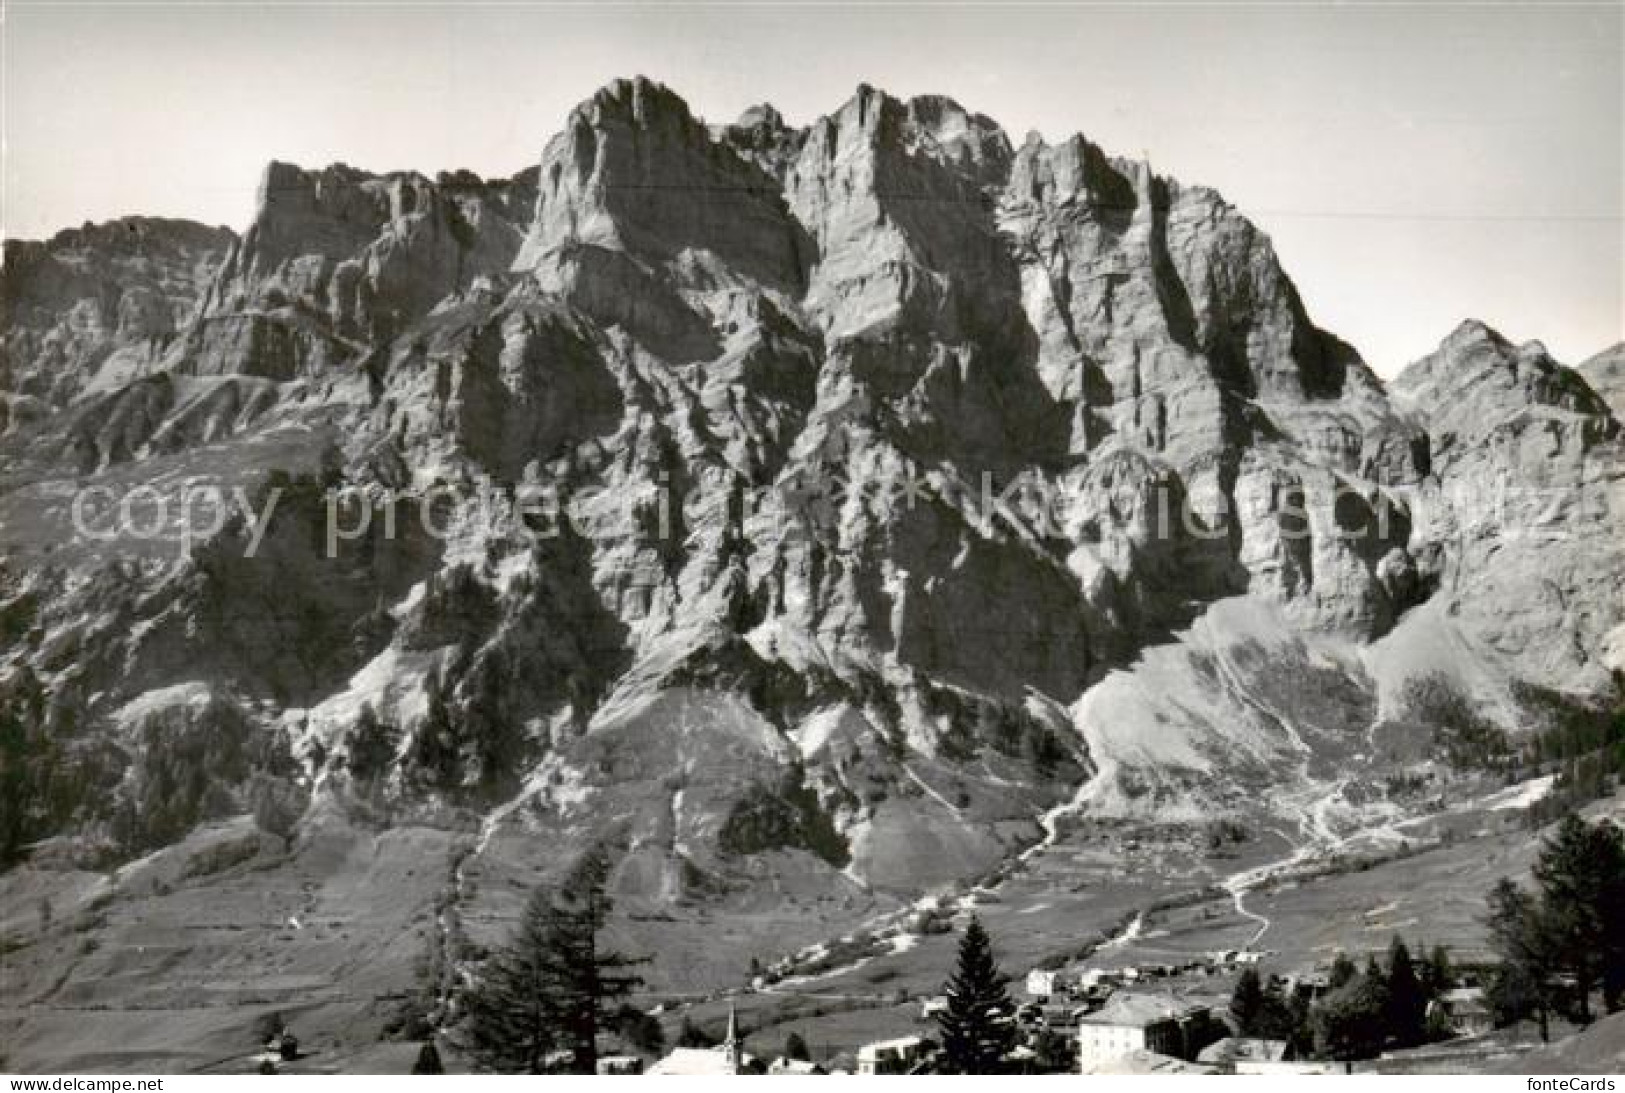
[
  {"xmin": 1217, "ymin": 776, "xmax": 1348, "ymax": 949},
  {"xmin": 1095, "ymin": 911, "xmax": 1145, "ymax": 953},
  {"xmin": 1214, "ymin": 768, "xmax": 1428, "ymax": 951},
  {"xmin": 1227, "ymin": 881, "xmax": 1273, "ymax": 947}
]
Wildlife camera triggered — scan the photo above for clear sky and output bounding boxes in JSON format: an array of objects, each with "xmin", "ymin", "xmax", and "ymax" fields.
[{"xmin": 3, "ymin": 1, "xmax": 1620, "ymax": 375}]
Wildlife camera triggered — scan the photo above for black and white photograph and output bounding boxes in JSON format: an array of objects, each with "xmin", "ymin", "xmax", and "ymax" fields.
[{"xmin": 1, "ymin": 0, "xmax": 1622, "ymax": 1080}]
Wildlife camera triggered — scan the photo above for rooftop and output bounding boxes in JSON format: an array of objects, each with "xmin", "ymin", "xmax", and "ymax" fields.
[
  {"xmin": 1081, "ymin": 1048, "xmax": 1214, "ymax": 1075},
  {"xmin": 646, "ymin": 1048, "xmax": 751, "ymax": 1076},
  {"xmin": 1197, "ymin": 1038, "xmax": 1290, "ymax": 1064},
  {"xmin": 1079, "ymin": 993, "xmax": 1206, "ymax": 1028},
  {"xmin": 857, "ymin": 1035, "xmax": 925, "ymax": 1060}
]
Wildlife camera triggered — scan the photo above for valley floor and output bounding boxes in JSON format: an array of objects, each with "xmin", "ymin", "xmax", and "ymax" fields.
[{"xmin": 2, "ymin": 780, "xmax": 1620, "ymax": 1073}]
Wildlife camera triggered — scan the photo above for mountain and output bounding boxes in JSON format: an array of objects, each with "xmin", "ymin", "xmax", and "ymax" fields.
[
  {"xmin": 1, "ymin": 218, "xmax": 235, "ymax": 437},
  {"xmin": 1, "ymin": 77, "xmax": 1620, "ymax": 1069},
  {"xmin": 1579, "ymin": 342, "xmax": 1625, "ymax": 421}
]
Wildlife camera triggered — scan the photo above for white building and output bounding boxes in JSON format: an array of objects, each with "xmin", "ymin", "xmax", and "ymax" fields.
[
  {"xmin": 1026, "ymin": 969, "xmax": 1063, "ymax": 998},
  {"xmin": 1436, "ymin": 986, "xmax": 1494, "ymax": 1037},
  {"xmin": 1076, "ymin": 993, "xmax": 1208, "ymax": 1070},
  {"xmin": 648, "ymin": 1004, "xmax": 753, "ymax": 1076},
  {"xmin": 594, "ymin": 1055, "xmax": 643, "ymax": 1075},
  {"xmin": 1078, "ymin": 968, "xmax": 1117, "ymax": 991},
  {"xmin": 646, "ymin": 1048, "xmax": 739, "ymax": 1076},
  {"xmin": 856, "ymin": 1035, "xmax": 926, "ymax": 1075}
]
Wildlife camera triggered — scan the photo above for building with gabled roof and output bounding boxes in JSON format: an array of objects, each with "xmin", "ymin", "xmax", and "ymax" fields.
[
  {"xmin": 648, "ymin": 1003, "xmax": 756, "ymax": 1076},
  {"xmin": 1076, "ymin": 993, "xmax": 1213, "ymax": 1070}
]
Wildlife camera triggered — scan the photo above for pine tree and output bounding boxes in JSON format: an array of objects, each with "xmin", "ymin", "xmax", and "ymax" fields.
[
  {"xmin": 1384, "ymin": 937, "xmax": 1427, "ymax": 1048},
  {"xmin": 1362, "ymin": 954, "xmax": 1382, "ymax": 981},
  {"xmin": 410, "ymin": 668, "xmax": 462, "ymax": 793},
  {"xmin": 545, "ymin": 846, "xmax": 645, "ymax": 1072},
  {"xmin": 1285, "ymin": 984, "xmax": 1315, "ymax": 1058},
  {"xmin": 1231, "ymin": 967, "xmax": 1293, "ymax": 1040},
  {"xmin": 1530, "ymin": 813, "xmax": 1625, "ymax": 1019},
  {"xmin": 1230, "ymin": 967, "xmax": 1266, "ymax": 1035},
  {"xmin": 1485, "ymin": 876, "xmax": 1555, "ymax": 1042},
  {"xmin": 0, "ymin": 679, "xmax": 53, "ymax": 866},
  {"xmin": 1261, "ymin": 982, "xmax": 1296, "ymax": 1041},
  {"xmin": 1314, "ymin": 967, "xmax": 1388, "ymax": 1068},
  {"xmin": 784, "ymin": 1031, "xmax": 810, "ymax": 1061},
  {"xmin": 935, "ymin": 915, "xmax": 1015, "ymax": 1074},
  {"xmin": 1328, "ymin": 952, "xmax": 1358, "ymax": 991},
  {"xmin": 458, "ymin": 844, "xmax": 643, "ymax": 1073},
  {"xmin": 412, "ymin": 1040, "xmax": 444, "ymax": 1074},
  {"xmin": 1487, "ymin": 957, "xmax": 1551, "ymax": 1043},
  {"xmin": 346, "ymin": 702, "xmax": 398, "ymax": 785},
  {"xmin": 459, "ymin": 885, "xmax": 564, "ymax": 1072},
  {"xmin": 1422, "ymin": 944, "xmax": 1454, "ymax": 999}
]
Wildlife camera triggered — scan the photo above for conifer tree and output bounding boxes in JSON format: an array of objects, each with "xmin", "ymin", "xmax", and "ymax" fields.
[
  {"xmin": 546, "ymin": 846, "xmax": 645, "ymax": 1072},
  {"xmin": 1384, "ymin": 937, "xmax": 1428, "ymax": 1048},
  {"xmin": 346, "ymin": 702, "xmax": 398, "ymax": 784},
  {"xmin": 411, "ymin": 1040, "xmax": 444, "ymax": 1074},
  {"xmin": 1485, "ymin": 876, "xmax": 1555, "ymax": 1042},
  {"xmin": 459, "ymin": 844, "xmax": 643, "ymax": 1073},
  {"xmin": 1314, "ymin": 965, "xmax": 1388, "ymax": 1068},
  {"xmin": 1232, "ymin": 971, "xmax": 1295, "ymax": 1041},
  {"xmin": 1530, "ymin": 813, "xmax": 1625, "ymax": 1018},
  {"xmin": 1328, "ymin": 952, "xmax": 1358, "ymax": 991},
  {"xmin": 1422, "ymin": 944, "xmax": 1454, "ymax": 998},
  {"xmin": 935, "ymin": 915, "xmax": 1015, "ymax": 1074},
  {"xmin": 1230, "ymin": 967, "xmax": 1266, "ymax": 1035},
  {"xmin": 459, "ymin": 885, "xmax": 563, "ymax": 1072}
]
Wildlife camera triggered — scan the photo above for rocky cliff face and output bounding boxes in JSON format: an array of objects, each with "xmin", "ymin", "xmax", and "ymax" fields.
[
  {"xmin": 1, "ymin": 218, "xmax": 235, "ymax": 435},
  {"xmin": 201, "ymin": 161, "xmax": 537, "ymax": 374},
  {"xmin": 1391, "ymin": 322, "xmax": 1623, "ymax": 694},
  {"xmin": 1579, "ymin": 342, "xmax": 1625, "ymax": 421},
  {"xmin": 1, "ymin": 78, "xmax": 1620, "ymax": 1027}
]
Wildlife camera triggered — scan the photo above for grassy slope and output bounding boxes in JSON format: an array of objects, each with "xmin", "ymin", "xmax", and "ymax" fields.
[{"xmin": 1495, "ymin": 1011, "xmax": 1625, "ymax": 1075}]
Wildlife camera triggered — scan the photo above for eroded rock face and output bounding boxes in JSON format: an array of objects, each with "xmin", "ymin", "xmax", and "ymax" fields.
[
  {"xmin": 197, "ymin": 161, "xmax": 538, "ymax": 377},
  {"xmin": 1, "ymin": 218, "xmax": 235, "ymax": 426},
  {"xmin": 518, "ymin": 79, "xmax": 808, "ymax": 294},
  {"xmin": 1392, "ymin": 321, "xmax": 1624, "ymax": 693},
  {"xmin": 1393, "ymin": 320, "xmax": 1618, "ymax": 464},
  {"xmin": 1578, "ymin": 342, "xmax": 1625, "ymax": 422},
  {"xmin": 1, "ymin": 77, "xmax": 1621, "ymax": 1013}
]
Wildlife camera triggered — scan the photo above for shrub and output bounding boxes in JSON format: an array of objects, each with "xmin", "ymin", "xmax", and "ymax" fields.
[
  {"xmin": 717, "ymin": 766, "xmax": 849, "ymax": 867},
  {"xmin": 1400, "ymin": 674, "xmax": 1512, "ymax": 771}
]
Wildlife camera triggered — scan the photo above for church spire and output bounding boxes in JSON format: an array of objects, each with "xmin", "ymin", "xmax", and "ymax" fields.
[{"xmin": 723, "ymin": 1002, "xmax": 742, "ymax": 1070}]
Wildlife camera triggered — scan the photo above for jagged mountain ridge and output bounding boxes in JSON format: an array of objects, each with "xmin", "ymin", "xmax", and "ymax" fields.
[
  {"xmin": 1, "ymin": 218, "xmax": 236, "ymax": 439},
  {"xmin": 1, "ymin": 77, "xmax": 1621, "ymax": 1017}
]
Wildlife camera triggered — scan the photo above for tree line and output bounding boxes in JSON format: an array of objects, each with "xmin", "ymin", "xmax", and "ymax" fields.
[
  {"xmin": 1285, "ymin": 938, "xmax": 1455, "ymax": 1065},
  {"xmin": 1485, "ymin": 812, "xmax": 1625, "ymax": 1039}
]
